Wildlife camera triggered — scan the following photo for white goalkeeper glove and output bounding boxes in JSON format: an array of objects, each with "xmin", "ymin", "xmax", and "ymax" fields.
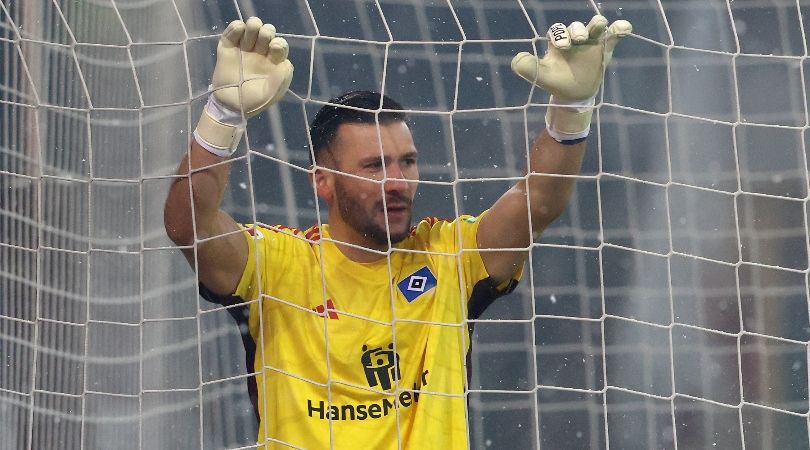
[
  {"xmin": 511, "ymin": 16, "xmax": 632, "ymax": 143},
  {"xmin": 194, "ymin": 17, "xmax": 294, "ymax": 157}
]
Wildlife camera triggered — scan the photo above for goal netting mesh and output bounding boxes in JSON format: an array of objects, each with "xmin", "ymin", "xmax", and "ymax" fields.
[{"xmin": 2, "ymin": 0, "xmax": 809, "ymax": 448}]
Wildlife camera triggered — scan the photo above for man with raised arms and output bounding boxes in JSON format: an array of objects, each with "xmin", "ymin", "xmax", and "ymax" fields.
[{"xmin": 164, "ymin": 14, "xmax": 631, "ymax": 450}]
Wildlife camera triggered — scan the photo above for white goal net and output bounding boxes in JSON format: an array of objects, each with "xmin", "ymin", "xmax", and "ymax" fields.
[{"xmin": 2, "ymin": 0, "xmax": 809, "ymax": 448}]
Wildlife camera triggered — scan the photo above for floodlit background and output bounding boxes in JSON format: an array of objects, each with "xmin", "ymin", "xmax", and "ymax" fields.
[{"xmin": 2, "ymin": 0, "xmax": 809, "ymax": 448}]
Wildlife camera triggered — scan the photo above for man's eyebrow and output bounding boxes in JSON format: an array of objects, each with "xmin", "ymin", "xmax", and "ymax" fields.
[
  {"xmin": 358, "ymin": 150, "xmax": 419, "ymax": 165},
  {"xmin": 358, "ymin": 154, "xmax": 384, "ymax": 165}
]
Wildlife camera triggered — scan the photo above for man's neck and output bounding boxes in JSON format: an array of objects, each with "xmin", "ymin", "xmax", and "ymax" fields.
[{"xmin": 326, "ymin": 219, "xmax": 390, "ymax": 264}]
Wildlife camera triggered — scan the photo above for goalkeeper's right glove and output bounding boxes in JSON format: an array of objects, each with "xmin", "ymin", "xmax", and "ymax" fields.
[
  {"xmin": 194, "ymin": 17, "xmax": 294, "ymax": 157},
  {"xmin": 511, "ymin": 16, "xmax": 632, "ymax": 143}
]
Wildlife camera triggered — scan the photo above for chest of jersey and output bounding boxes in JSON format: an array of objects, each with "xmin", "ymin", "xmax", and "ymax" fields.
[
  {"xmin": 237, "ymin": 218, "xmax": 501, "ymax": 448},
  {"xmin": 248, "ymin": 241, "xmax": 470, "ymax": 448},
  {"xmin": 255, "ymin": 242, "xmax": 468, "ymax": 383}
]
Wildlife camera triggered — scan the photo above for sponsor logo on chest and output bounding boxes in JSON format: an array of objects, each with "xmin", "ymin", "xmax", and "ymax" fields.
[{"xmin": 306, "ymin": 342, "xmax": 430, "ymax": 421}]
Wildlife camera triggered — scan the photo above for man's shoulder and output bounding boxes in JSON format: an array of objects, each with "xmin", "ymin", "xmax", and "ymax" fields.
[
  {"xmin": 245, "ymin": 223, "xmax": 320, "ymax": 240},
  {"xmin": 410, "ymin": 213, "xmax": 483, "ymax": 234},
  {"xmin": 413, "ymin": 216, "xmax": 453, "ymax": 229},
  {"xmin": 241, "ymin": 223, "xmax": 321, "ymax": 258},
  {"xmin": 408, "ymin": 214, "xmax": 481, "ymax": 244},
  {"xmin": 409, "ymin": 216, "xmax": 453, "ymax": 237},
  {"xmin": 406, "ymin": 212, "xmax": 489, "ymax": 252}
]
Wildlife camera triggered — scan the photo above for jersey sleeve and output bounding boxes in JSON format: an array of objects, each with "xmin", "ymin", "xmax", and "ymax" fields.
[
  {"xmin": 453, "ymin": 209, "xmax": 524, "ymax": 295},
  {"xmin": 233, "ymin": 224, "xmax": 298, "ymax": 302},
  {"xmin": 416, "ymin": 210, "xmax": 524, "ymax": 305}
]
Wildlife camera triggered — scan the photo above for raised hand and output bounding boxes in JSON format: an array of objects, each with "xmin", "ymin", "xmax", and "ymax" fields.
[
  {"xmin": 511, "ymin": 16, "xmax": 632, "ymax": 141},
  {"xmin": 212, "ymin": 17, "xmax": 293, "ymax": 116},
  {"xmin": 195, "ymin": 17, "xmax": 294, "ymax": 156}
]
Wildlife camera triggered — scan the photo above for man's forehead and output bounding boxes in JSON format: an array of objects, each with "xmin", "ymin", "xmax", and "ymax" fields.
[
  {"xmin": 335, "ymin": 121, "xmax": 408, "ymax": 138},
  {"xmin": 332, "ymin": 121, "xmax": 414, "ymax": 156}
]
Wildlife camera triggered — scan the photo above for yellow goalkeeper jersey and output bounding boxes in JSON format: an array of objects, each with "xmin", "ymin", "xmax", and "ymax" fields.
[{"xmin": 229, "ymin": 211, "xmax": 520, "ymax": 449}]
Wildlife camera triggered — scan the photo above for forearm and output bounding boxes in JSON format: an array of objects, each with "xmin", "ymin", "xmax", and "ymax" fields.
[
  {"xmin": 164, "ymin": 15, "xmax": 291, "ymax": 246},
  {"xmin": 509, "ymin": 16, "xmax": 631, "ymax": 234},
  {"xmin": 160, "ymin": 17, "xmax": 289, "ymax": 294},
  {"xmin": 164, "ymin": 140, "xmax": 234, "ymax": 245},
  {"xmin": 478, "ymin": 16, "xmax": 629, "ymax": 280},
  {"xmin": 523, "ymin": 130, "xmax": 586, "ymax": 233},
  {"xmin": 475, "ymin": 129, "xmax": 585, "ymax": 282}
]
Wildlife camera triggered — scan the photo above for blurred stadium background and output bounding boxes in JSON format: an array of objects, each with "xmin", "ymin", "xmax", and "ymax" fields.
[{"xmin": 2, "ymin": 0, "xmax": 809, "ymax": 448}]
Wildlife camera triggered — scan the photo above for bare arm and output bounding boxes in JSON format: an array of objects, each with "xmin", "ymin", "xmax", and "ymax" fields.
[
  {"xmin": 477, "ymin": 131, "xmax": 585, "ymax": 284},
  {"xmin": 476, "ymin": 16, "xmax": 632, "ymax": 285},
  {"xmin": 163, "ymin": 17, "xmax": 293, "ymax": 296},
  {"xmin": 164, "ymin": 140, "xmax": 247, "ymax": 296}
]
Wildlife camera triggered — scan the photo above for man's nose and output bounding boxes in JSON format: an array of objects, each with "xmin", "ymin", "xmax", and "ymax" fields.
[{"xmin": 383, "ymin": 164, "xmax": 408, "ymax": 192}]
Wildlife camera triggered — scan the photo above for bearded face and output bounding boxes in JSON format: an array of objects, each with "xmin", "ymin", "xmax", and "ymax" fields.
[
  {"xmin": 334, "ymin": 176, "xmax": 413, "ymax": 246},
  {"xmin": 318, "ymin": 122, "xmax": 419, "ymax": 249}
]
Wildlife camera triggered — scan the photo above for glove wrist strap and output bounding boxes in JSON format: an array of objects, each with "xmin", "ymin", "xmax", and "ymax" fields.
[
  {"xmin": 193, "ymin": 95, "xmax": 244, "ymax": 157},
  {"xmin": 545, "ymin": 95, "xmax": 596, "ymax": 143},
  {"xmin": 204, "ymin": 94, "xmax": 243, "ymax": 124}
]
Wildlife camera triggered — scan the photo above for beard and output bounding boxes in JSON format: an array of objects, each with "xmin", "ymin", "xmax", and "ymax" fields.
[{"xmin": 334, "ymin": 179, "xmax": 413, "ymax": 246}]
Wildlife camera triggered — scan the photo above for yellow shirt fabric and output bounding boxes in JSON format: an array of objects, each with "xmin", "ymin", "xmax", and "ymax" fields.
[{"xmin": 233, "ymin": 212, "xmax": 520, "ymax": 449}]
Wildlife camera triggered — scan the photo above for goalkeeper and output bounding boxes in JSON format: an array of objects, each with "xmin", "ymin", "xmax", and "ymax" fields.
[{"xmin": 164, "ymin": 15, "xmax": 631, "ymax": 450}]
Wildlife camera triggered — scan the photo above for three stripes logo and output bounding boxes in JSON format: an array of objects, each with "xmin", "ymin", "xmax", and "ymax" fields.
[{"xmin": 312, "ymin": 298, "xmax": 339, "ymax": 319}]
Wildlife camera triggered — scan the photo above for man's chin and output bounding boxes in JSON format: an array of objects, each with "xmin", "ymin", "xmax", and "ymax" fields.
[
  {"xmin": 386, "ymin": 215, "xmax": 412, "ymax": 242},
  {"xmin": 366, "ymin": 221, "xmax": 411, "ymax": 246},
  {"xmin": 388, "ymin": 229, "xmax": 410, "ymax": 245}
]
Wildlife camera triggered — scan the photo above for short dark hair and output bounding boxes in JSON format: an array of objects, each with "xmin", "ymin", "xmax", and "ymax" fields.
[{"xmin": 308, "ymin": 90, "xmax": 407, "ymax": 164}]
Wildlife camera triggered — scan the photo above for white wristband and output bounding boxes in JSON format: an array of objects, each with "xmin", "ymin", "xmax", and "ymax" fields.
[
  {"xmin": 193, "ymin": 95, "xmax": 245, "ymax": 157},
  {"xmin": 545, "ymin": 95, "xmax": 596, "ymax": 143},
  {"xmin": 193, "ymin": 127, "xmax": 241, "ymax": 157},
  {"xmin": 204, "ymin": 95, "xmax": 243, "ymax": 125}
]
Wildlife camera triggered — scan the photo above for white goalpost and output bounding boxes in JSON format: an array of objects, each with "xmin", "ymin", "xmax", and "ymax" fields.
[{"xmin": 1, "ymin": 0, "xmax": 809, "ymax": 449}]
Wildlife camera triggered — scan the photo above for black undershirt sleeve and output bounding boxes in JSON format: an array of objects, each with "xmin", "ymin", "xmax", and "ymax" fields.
[
  {"xmin": 465, "ymin": 277, "xmax": 520, "ymax": 384},
  {"xmin": 198, "ymin": 283, "xmax": 260, "ymax": 422}
]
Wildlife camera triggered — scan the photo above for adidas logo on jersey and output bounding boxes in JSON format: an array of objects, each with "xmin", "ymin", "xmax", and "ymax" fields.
[{"xmin": 312, "ymin": 299, "xmax": 339, "ymax": 319}]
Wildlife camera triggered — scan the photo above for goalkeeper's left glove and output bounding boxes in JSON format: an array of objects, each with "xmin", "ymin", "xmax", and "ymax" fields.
[{"xmin": 511, "ymin": 16, "xmax": 632, "ymax": 143}]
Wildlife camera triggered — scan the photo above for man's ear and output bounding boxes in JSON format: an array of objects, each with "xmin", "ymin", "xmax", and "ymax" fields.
[{"xmin": 311, "ymin": 166, "xmax": 333, "ymax": 201}]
